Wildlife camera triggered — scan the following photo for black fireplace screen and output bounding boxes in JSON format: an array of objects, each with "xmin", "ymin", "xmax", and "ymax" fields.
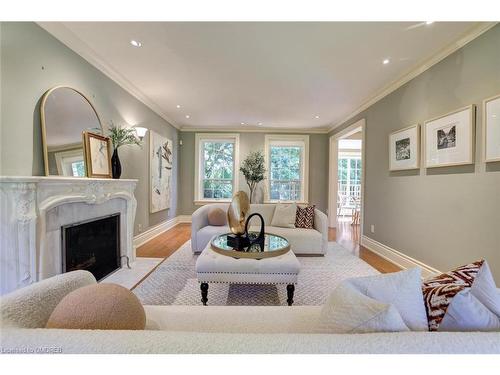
[{"xmin": 62, "ymin": 214, "xmax": 120, "ymax": 281}]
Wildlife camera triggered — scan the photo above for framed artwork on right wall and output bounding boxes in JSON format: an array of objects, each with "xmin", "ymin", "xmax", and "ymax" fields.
[
  {"xmin": 423, "ymin": 105, "xmax": 475, "ymax": 168},
  {"xmin": 388, "ymin": 124, "xmax": 420, "ymax": 171},
  {"xmin": 484, "ymin": 93, "xmax": 500, "ymax": 162}
]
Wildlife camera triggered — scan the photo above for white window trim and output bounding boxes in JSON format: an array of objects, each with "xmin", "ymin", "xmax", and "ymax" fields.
[
  {"xmin": 194, "ymin": 133, "xmax": 240, "ymax": 205},
  {"xmin": 264, "ymin": 134, "xmax": 309, "ymax": 204}
]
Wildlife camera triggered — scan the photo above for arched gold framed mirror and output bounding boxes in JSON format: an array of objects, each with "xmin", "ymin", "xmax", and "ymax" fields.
[{"xmin": 40, "ymin": 86, "xmax": 103, "ymax": 176}]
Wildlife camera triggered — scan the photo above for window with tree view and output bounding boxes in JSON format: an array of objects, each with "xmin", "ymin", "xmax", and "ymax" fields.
[
  {"xmin": 201, "ymin": 141, "xmax": 234, "ymax": 199},
  {"xmin": 269, "ymin": 145, "xmax": 302, "ymax": 201}
]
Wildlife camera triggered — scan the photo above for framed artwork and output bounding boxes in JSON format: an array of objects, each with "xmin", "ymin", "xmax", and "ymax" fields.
[
  {"xmin": 83, "ymin": 131, "xmax": 112, "ymax": 178},
  {"xmin": 389, "ymin": 124, "xmax": 420, "ymax": 171},
  {"xmin": 423, "ymin": 105, "xmax": 475, "ymax": 168},
  {"xmin": 483, "ymin": 94, "xmax": 500, "ymax": 162},
  {"xmin": 150, "ymin": 130, "xmax": 173, "ymax": 213}
]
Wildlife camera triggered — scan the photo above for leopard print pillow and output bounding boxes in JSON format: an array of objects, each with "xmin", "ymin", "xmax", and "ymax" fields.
[{"xmin": 422, "ymin": 260, "xmax": 484, "ymax": 331}]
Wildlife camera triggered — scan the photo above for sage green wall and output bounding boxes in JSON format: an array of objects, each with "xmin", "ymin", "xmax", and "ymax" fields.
[
  {"xmin": 0, "ymin": 22, "xmax": 179, "ymax": 235},
  {"xmin": 179, "ymin": 131, "xmax": 329, "ymax": 215},
  {"xmin": 330, "ymin": 25, "xmax": 500, "ymax": 279}
]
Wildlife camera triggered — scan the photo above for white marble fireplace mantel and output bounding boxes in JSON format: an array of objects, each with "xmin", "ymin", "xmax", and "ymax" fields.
[{"xmin": 0, "ymin": 176, "xmax": 138, "ymax": 295}]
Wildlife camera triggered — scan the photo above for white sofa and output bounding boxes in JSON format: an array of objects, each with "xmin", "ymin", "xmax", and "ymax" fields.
[
  {"xmin": 191, "ymin": 203, "xmax": 328, "ymax": 255},
  {"xmin": 1, "ymin": 271, "xmax": 500, "ymax": 354}
]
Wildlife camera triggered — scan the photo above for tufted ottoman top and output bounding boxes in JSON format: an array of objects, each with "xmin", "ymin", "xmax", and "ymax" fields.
[{"xmin": 195, "ymin": 243, "xmax": 300, "ymax": 285}]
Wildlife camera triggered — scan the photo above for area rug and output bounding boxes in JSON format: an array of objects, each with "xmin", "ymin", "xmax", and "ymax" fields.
[{"xmin": 132, "ymin": 240, "xmax": 379, "ymax": 306}]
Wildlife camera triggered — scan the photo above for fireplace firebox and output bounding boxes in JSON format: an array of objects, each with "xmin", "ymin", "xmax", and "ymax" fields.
[{"xmin": 62, "ymin": 214, "xmax": 121, "ymax": 281}]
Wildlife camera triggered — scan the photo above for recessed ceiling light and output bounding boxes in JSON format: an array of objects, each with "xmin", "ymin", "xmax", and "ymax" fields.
[
  {"xmin": 425, "ymin": 21, "xmax": 435, "ymax": 25},
  {"xmin": 176, "ymin": 104, "xmax": 181, "ymax": 109},
  {"xmin": 240, "ymin": 122, "xmax": 245, "ymax": 125},
  {"xmin": 130, "ymin": 40, "xmax": 142, "ymax": 47},
  {"xmin": 315, "ymin": 115, "xmax": 320, "ymax": 119},
  {"xmin": 258, "ymin": 122, "xmax": 263, "ymax": 126},
  {"xmin": 185, "ymin": 115, "xmax": 190, "ymax": 119},
  {"xmin": 383, "ymin": 59, "xmax": 390, "ymax": 65}
]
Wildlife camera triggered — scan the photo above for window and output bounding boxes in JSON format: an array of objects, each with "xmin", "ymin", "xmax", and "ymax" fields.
[
  {"xmin": 194, "ymin": 134, "xmax": 239, "ymax": 203},
  {"xmin": 338, "ymin": 153, "xmax": 361, "ymax": 199},
  {"xmin": 54, "ymin": 149, "xmax": 86, "ymax": 177},
  {"xmin": 264, "ymin": 135, "xmax": 309, "ymax": 203}
]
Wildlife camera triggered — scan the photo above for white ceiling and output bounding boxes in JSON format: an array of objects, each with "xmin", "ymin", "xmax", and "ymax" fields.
[{"xmin": 41, "ymin": 22, "xmax": 487, "ymax": 131}]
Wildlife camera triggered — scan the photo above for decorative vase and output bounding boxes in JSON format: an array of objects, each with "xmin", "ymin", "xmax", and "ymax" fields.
[{"xmin": 111, "ymin": 148, "xmax": 122, "ymax": 179}]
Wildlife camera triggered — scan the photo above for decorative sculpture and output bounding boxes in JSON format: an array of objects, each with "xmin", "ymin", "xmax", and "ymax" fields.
[
  {"xmin": 244, "ymin": 213, "xmax": 265, "ymax": 252},
  {"xmin": 226, "ymin": 191, "xmax": 251, "ymax": 249},
  {"xmin": 226, "ymin": 191, "xmax": 265, "ymax": 251}
]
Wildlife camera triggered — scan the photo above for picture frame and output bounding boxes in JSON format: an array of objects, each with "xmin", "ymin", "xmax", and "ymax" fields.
[
  {"xmin": 388, "ymin": 124, "xmax": 420, "ymax": 171},
  {"xmin": 423, "ymin": 105, "xmax": 475, "ymax": 168},
  {"xmin": 150, "ymin": 130, "xmax": 173, "ymax": 213},
  {"xmin": 83, "ymin": 131, "xmax": 112, "ymax": 178},
  {"xmin": 483, "ymin": 93, "xmax": 500, "ymax": 162}
]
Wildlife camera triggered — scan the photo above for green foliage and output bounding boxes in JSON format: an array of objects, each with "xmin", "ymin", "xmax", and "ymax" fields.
[
  {"xmin": 240, "ymin": 150, "xmax": 266, "ymax": 202},
  {"xmin": 107, "ymin": 122, "xmax": 142, "ymax": 150},
  {"xmin": 269, "ymin": 146, "xmax": 301, "ymax": 200},
  {"xmin": 202, "ymin": 142, "xmax": 234, "ymax": 199}
]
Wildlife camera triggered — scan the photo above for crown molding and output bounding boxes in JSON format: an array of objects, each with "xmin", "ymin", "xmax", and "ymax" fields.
[
  {"xmin": 37, "ymin": 22, "xmax": 180, "ymax": 130},
  {"xmin": 327, "ymin": 22, "xmax": 498, "ymax": 133},
  {"xmin": 179, "ymin": 126, "xmax": 329, "ymax": 134}
]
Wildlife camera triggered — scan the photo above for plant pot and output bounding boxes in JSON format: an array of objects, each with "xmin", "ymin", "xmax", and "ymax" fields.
[{"xmin": 111, "ymin": 148, "xmax": 122, "ymax": 179}]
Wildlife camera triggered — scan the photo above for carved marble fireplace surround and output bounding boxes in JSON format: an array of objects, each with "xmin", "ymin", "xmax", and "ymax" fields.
[{"xmin": 0, "ymin": 177, "xmax": 137, "ymax": 295}]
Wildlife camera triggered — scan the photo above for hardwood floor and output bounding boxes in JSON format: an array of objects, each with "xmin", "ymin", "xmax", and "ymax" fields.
[
  {"xmin": 137, "ymin": 218, "xmax": 401, "ymax": 274},
  {"xmin": 136, "ymin": 223, "xmax": 191, "ymax": 258},
  {"xmin": 329, "ymin": 218, "xmax": 401, "ymax": 273}
]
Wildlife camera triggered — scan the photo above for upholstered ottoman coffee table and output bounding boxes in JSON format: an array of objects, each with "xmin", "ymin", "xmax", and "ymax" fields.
[{"xmin": 195, "ymin": 233, "xmax": 300, "ymax": 306}]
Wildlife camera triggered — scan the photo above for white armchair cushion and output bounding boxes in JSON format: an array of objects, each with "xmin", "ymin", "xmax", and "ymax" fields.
[
  {"xmin": 317, "ymin": 283, "xmax": 409, "ymax": 334},
  {"xmin": 0, "ymin": 270, "xmax": 97, "ymax": 329},
  {"xmin": 348, "ymin": 268, "xmax": 428, "ymax": 331}
]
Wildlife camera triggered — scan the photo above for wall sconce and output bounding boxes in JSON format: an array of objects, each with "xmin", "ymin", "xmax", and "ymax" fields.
[{"xmin": 134, "ymin": 127, "xmax": 148, "ymax": 141}]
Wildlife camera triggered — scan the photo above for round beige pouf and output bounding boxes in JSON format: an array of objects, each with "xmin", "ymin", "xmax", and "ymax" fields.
[
  {"xmin": 208, "ymin": 207, "xmax": 227, "ymax": 226},
  {"xmin": 46, "ymin": 283, "xmax": 146, "ymax": 330}
]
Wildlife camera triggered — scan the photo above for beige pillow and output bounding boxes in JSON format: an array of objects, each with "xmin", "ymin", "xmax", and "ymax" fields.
[
  {"xmin": 207, "ymin": 207, "xmax": 227, "ymax": 226},
  {"xmin": 46, "ymin": 283, "xmax": 146, "ymax": 330},
  {"xmin": 270, "ymin": 202, "xmax": 297, "ymax": 228}
]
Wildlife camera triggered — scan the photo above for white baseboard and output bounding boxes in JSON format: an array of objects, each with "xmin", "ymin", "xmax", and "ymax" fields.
[
  {"xmin": 177, "ymin": 215, "xmax": 192, "ymax": 223},
  {"xmin": 361, "ymin": 235, "xmax": 441, "ymax": 279},
  {"xmin": 133, "ymin": 216, "xmax": 190, "ymax": 248}
]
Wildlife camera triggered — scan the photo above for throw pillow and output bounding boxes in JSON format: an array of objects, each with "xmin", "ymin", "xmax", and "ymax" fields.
[
  {"xmin": 46, "ymin": 283, "xmax": 146, "ymax": 330},
  {"xmin": 422, "ymin": 260, "xmax": 484, "ymax": 331},
  {"xmin": 295, "ymin": 205, "xmax": 315, "ymax": 229},
  {"xmin": 439, "ymin": 289, "xmax": 500, "ymax": 332},
  {"xmin": 348, "ymin": 268, "xmax": 429, "ymax": 331},
  {"xmin": 270, "ymin": 202, "xmax": 297, "ymax": 228},
  {"xmin": 470, "ymin": 260, "xmax": 500, "ymax": 316},
  {"xmin": 207, "ymin": 207, "xmax": 227, "ymax": 226},
  {"xmin": 317, "ymin": 282, "xmax": 409, "ymax": 334}
]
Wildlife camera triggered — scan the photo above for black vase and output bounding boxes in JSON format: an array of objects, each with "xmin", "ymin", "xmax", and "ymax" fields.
[{"xmin": 111, "ymin": 148, "xmax": 122, "ymax": 179}]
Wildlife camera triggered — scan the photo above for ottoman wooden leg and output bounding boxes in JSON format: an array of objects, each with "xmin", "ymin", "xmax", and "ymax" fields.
[
  {"xmin": 286, "ymin": 284, "xmax": 295, "ymax": 306},
  {"xmin": 200, "ymin": 283, "xmax": 209, "ymax": 305}
]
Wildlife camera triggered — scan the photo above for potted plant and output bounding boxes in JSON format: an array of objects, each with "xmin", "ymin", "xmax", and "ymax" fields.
[
  {"xmin": 240, "ymin": 150, "xmax": 266, "ymax": 203},
  {"xmin": 107, "ymin": 123, "xmax": 142, "ymax": 179}
]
